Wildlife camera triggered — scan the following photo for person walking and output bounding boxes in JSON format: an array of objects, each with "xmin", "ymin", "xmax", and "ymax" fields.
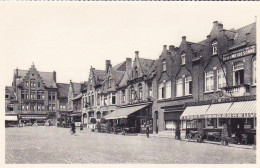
[
  {"xmin": 71, "ymin": 122, "xmax": 76, "ymax": 135},
  {"xmin": 146, "ymin": 121, "xmax": 150, "ymax": 138},
  {"xmin": 80, "ymin": 123, "xmax": 83, "ymax": 133}
]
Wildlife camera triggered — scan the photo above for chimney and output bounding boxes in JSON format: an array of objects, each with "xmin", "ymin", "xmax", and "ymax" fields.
[
  {"xmin": 105, "ymin": 60, "xmax": 111, "ymax": 73},
  {"xmin": 246, "ymin": 33, "xmax": 250, "ymax": 42},
  {"xmin": 169, "ymin": 45, "xmax": 175, "ymax": 50},
  {"xmin": 16, "ymin": 68, "xmax": 18, "ymax": 77},
  {"xmin": 218, "ymin": 23, "xmax": 223, "ymax": 29},
  {"xmin": 126, "ymin": 58, "xmax": 132, "ymax": 72},
  {"xmin": 207, "ymin": 35, "xmax": 210, "ymax": 39},
  {"xmin": 163, "ymin": 45, "xmax": 167, "ymax": 52},
  {"xmin": 213, "ymin": 21, "xmax": 218, "ymax": 25},
  {"xmin": 53, "ymin": 71, "xmax": 56, "ymax": 82},
  {"xmin": 31, "ymin": 62, "xmax": 35, "ymax": 70},
  {"xmin": 135, "ymin": 51, "xmax": 139, "ymax": 58},
  {"xmin": 182, "ymin": 36, "xmax": 186, "ymax": 42}
]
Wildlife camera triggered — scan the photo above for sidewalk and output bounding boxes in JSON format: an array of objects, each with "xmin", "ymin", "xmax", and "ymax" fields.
[{"xmin": 138, "ymin": 132, "xmax": 255, "ymax": 150}]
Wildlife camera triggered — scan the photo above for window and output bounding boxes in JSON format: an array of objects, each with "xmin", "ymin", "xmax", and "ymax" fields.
[
  {"xmin": 30, "ymin": 91, "xmax": 36, "ymax": 100},
  {"xmin": 38, "ymin": 82, "xmax": 40, "ymax": 87},
  {"xmin": 185, "ymin": 76, "xmax": 192, "ymax": 95},
  {"xmin": 205, "ymin": 71, "xmax": 214, "ymax": 92},
  {"xmin": 111, "ymin": 93, "xmax": 116, "ymax": 105},
  {"xmin": 26, "ymin": 104, "xmax": 29, "ymax": 111},
  {"xmin": 121, "ymin": 90, "xmax": 126, "ymax": 103},
  {"xmin": 181, "ymin": 53, "xmax": 186, "ymax": 65},
  {"xmin": 218, "ymin": 118, "xmax": 226, "ymax": 128},
  {"xmin": 166, "ymin": 81, "xmax": 171, "ymax": 98},
  {"xmin": 92, "ymin": 95, "xmax": 94, "ymax": 106},
  {"xmin": 108, "ymin": 77, "xmax": 112, "ymax": 88},
  {"xmin": 104, "ymin": 95, "xmax": 108, "ymax": 106},
  {"xmin": 138, "ymin": 83, "xmax": 143, "ymax": 99},
  {"xmin": 158, "ymin": 83, "xmax": 165, "ymax": 99},
  {"xmin": 162, "ymin": 59, "xmax": 166, "ymax": 71},
  {"xmin": 206, "ymin": 118, "xmax": 217, "ymax": 128},
  {"xmin": 97, "ymin": 94, "xmax": 100, "ymax": 106},
  {"xmin": 97, "ymin": 112, "xmax": 101, "ymax": 119},
  {"xmin": 48, "ymin": 92, "xmax": 55, "ymax": 100},
  {"xmin": 25, "ymin": 81, "xmax": 29, "ymax": 87},
  {"xmin": 148, "ymin": 83, "xmax": 152, "ymax": 98},
  {"xmin": 5, "ymin": 94, "xmax": 8, "ymax": 99},
  {"xmin": 52, "ymin": 104, "xmax": 56, "ymax": 111},
  {"xmin": 21, "ymin": 104, "xmax": 25, "ymax": 110},
  {"xmin": 233, "ymin": 62, "xmax": 244, "ymax": 86},
  {"xmin": 253, "ymin": 58, "xmax": 256, "ymax": 85},
  {"xmin": 30, "ymin": 79, "xmax": 36, "ymax": 87},
  {"xmin": 212, "ymin": 40, "xmax": 218, "ymax": 55},
  {"xmin": 131, "ymin": 86, "xmax": 135, "ymax": 100},
  {"xmin": 176, "ymin": 78, "xmax": 183, "ymax": 97},
  {"xmin": 135, "ymin": 67, "xmax": 138, "ymax": 78},
  {"xmin": 217, "ymin": 68, "xmax": 227, "ymax": 89},
  {"xmin": 37, "ymin": 91, "xmax": 45, "ymax": 100}
]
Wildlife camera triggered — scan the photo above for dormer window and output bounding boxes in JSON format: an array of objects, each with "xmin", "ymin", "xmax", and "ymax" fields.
[
  {"xmin": 135, "ymin": 67, "xmax": 138, "ymax": 78},
  {"xmin": 181, "ymin": 52, "xmax": 186, "ymax": 65},
  {"xmin": 162, "ymin": 59, "xmax": 166, "ymax": 71},
  {"xmin": 212, "ymin": 40, "xmax": 218, "ymax": 55}
]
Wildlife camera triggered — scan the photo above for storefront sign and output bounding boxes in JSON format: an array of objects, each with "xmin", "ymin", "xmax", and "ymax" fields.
[
  {"xmin": 205, "ymin": 113, "xmax": 256, "ymax": 118},
  {"xmin": 223, "ymin": 45, "xmax": 256, "ymax": 61},
  {"xmin": 21, "ymin": 116, "xmax": 47, "ymax": 119}
]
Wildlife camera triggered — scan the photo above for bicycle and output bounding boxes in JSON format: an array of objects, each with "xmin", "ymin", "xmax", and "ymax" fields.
[{"xmin": 187, "ymin": 130, "xmax": 203, "ymax": 143}]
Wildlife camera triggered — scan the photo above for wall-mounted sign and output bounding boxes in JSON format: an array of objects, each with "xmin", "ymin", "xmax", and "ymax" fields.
[{"xmin": 223, "ymin": 45, "xmax": 256, "ymax": 61}]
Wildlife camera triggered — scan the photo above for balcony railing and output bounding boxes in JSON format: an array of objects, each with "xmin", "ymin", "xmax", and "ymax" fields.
[{"xmin": 223, "ymin": 84, "xmax": 250, "ymax": 97}]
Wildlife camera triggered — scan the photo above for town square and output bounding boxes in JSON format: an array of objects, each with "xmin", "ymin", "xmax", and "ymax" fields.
[{"xmin": 2, "ymin": 2, "xmax": 258, "ymax": 165}]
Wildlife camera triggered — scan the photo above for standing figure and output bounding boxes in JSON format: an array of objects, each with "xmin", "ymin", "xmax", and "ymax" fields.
[
  {"xmin": 71, "ymin": 122, "xmax": 76, "ymax": 135},
  {"xmin": 146, "ymin": 121, "xmax": 150, "ymax": 138},
  {"xmin": 80, "ymin": 123, "xmax": 83, "ymax": 133}
]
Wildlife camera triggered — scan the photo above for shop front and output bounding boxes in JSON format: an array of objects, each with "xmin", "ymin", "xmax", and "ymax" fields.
[
  {"xmin": 181, "ymin": 100, "xmax": 256, "ymax": 145},
  {"xmin": 19, "ymin": 115, "xmax": 48, "ymax": 126},
  {"xmin": 104, "ymin": 103, "xmax": 153, "ymax": 133}
]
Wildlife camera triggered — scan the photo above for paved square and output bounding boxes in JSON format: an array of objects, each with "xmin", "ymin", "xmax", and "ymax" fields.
[{"xmin": 5, "ymin": 127, "xmax": 256, "ymax": 164}]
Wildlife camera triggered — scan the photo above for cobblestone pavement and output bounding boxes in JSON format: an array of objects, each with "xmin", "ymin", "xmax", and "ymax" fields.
[{"xmin": 5, "ymin": 127, "xmax": 256, "ymax": 164}]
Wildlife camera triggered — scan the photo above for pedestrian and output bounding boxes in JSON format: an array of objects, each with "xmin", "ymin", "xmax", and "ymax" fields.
[
  {"xmin": 71, "ymin": 122, "xmax": 76, "ymax": 135},
  {"xmin": 80, "ymin": 123, "xmax": 83, "ymax": 133},
  {"xmin": 146, "ymin": 121, "xmax": 150, "ymax": 138}
]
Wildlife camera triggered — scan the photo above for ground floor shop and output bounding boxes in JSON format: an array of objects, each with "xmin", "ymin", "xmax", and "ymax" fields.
[
  {"xmin": 104, "ymin": 103, "xmax": 153, "ymax": 133},
  {"xmin": 18, "ymin": 114, "xmax": 48, "ymax": 126},
  {"xmin": 5, "ymin": 115, "xmax": 19, "ymax": 127},
  {"xmin": 180, "ymin": 100, "xmax": 256, "ymax": 145}
]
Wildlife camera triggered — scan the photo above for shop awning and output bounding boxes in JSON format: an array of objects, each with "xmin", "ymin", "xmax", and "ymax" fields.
[
  {"xmin": 5, "ymin": 115, "xmax": 18, "ymax": 121},
  {"xmin": 20, "ymin": 115, "xmax": 47, "ymax": 119},
  {"xmin": 205, "ymin": 102, "xmax": 233, "ymax": 118},
  {"xmin": 180, "ymin": 105, "xmax": 210, "ymax": 120},
  {"xmin": 69, "ymin": 112, "xmax": 82, "ymax": 117},
  {"xmin": 104, "ymin": 104, "xmax": 149, "ymax": 120},
  {"xmin": 226, "ymin": 100, "xmax": 256, "ymax": 118}
]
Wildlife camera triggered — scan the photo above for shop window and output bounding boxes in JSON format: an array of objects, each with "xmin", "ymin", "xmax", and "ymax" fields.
[
  {"xmin": 212, "ymin": 40, "xmax": 218, "ymax": 55},
  {"xmin": 253, "ymin": 58, "xmax": 256, "ymax": 85},
  {"xmin": 176, "ymin": 78, "xmax": 183, "ymax": 97},
  {"xmin": 162, "ymin": 59, "xmax": 166, "ymax": 71},
  {"xmin": 185, "ymin": 76, "xmax": 192, "ymax": 95},
  {"xmin": 186, "ymin": 120, "xmax": 198, "ymax": 129},
  {"xmin": 217, "ymin": 68, "xmax": 227, "ymax": 89},
  {"xmin": 205, "ymin": 70, "xmax": 214, "ymax": 92},
  {"xmin": 244, "ymin": 118, "xmax": 254, "ymax": 129},
  {"xmin": 218, "ymin": 118, "xmax": 226, "ymax": 128},
  {"xmin": 181, "ymin": 52, "xmax": 186, "ymax": 65},
  {"xmin": 165, "ymin": 81, "xmax": 171, "ymax": 98},
  {"xmin": 206, "ymin": 118, "xmax": 217, "ymax": 128},
  {"xmin": 233, "ymin": 62, "xmax": 244, "ymax": 86},
  {"xmin": 138, "ymin": 83, "xmax": 143, "ymax": 99}
]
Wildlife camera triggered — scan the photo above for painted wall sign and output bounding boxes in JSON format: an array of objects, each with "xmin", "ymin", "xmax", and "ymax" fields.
[{"xmin": 223, "ymin": 45, "xmax": 256, "ymax": 61}]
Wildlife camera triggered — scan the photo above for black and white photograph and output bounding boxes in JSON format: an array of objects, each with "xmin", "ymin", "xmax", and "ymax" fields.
[{"xmin": 1, "ymin": 1, "xmax": 259, "ymax": 166}]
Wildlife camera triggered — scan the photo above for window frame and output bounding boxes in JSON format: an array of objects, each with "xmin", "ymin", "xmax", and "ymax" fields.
[
  {"xmin": 212, "ymin": 40, "xmax": 218, "ymax": 55},
  {"xmin": 184, "ymin": 76, "xmax": 192, "ymax": 95},
  {"xmin": 176, "ymin": 78, "xmax": 183, "ymax": 97},
  {"xmin": 205, "ymin": 70, "xmax": 214, "ymax": 92},
  {"xmin": 162, "ymin": 59, "xmax": 166, "ymax": 71},
  {"xmin": 181, "ymin": 53, "xmax": 186, "ymax": 65},
  {"xmin": 217, "ymin": 67, "xmax": 227, "ymax": 90}
]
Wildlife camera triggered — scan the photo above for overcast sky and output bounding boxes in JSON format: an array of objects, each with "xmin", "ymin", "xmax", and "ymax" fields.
[{"xmin": 1, "ymin": 2, "xmax": 259, "ymax": 86}]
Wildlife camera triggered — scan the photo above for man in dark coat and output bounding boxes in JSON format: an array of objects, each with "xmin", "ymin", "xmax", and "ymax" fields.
[{"xmin": 71, "ymin": 122, "xmax": 76, "ymax": 135}]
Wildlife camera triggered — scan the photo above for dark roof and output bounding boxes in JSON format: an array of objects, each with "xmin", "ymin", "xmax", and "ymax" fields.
[
  {"xmin": 233, "ymin": 22, "xmax": 256, "ymax": 45},
  {"xmin": 72, "ymin": 82, "xmax": 83, "ymax": 96},
  {"xmin": 16, "ymin": 69, "xmax": 57, "ymax": 88},
  {"xmin": 139, "ymin": 58, "xmax": 156, "ymax": 76},
  {"xmin": 146, "ymin": 59, "xmax": 159, "ymax": 79},
  {"xmin": 118, "ymin": 71, "xmax": 130, "ymax": 88},
  {"xmin": 93, "ymin": 69, "xmax": 107, "ymax": 85},
  {"xmin": 56, "ymin": 83, "xmax": 69, "ymax": 98},
  {"xmin": 112, "ymin": 61, "xmax": 126, "ymax": 71}
]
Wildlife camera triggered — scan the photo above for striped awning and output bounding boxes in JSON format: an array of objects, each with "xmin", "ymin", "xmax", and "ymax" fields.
[
  {"xmin": 226, "ymin": 101, "xmax": 256, "ymax": 118},
  {"xmin": 205, "ymin": 103, "xmax": 233, "ymax": 118},
  {"xmin": 180, "ymin": 105, "xmax": 210, "ymax": 120},
  {"xmin": 5, "ymin": 115, "xmax": 18, "ymax": 121},
  {"xmin": 104, "ymin": 104, "xmax": 149, "ymax": 120}
]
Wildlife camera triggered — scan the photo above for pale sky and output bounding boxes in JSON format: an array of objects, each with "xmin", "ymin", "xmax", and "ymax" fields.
[{"xmin": 1, "ymin": 2, "xmax": 259, "ymax": 86}]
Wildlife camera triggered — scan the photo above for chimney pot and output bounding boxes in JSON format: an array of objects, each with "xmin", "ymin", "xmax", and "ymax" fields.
[
  {"xmin": 213, "ymin": 21, "xmax": 218, "ymax": 25},
  {"xmin": 105, "ymin": 60, "xmax": 111, "ymax": 73},
  {"xmin": 163, "ymin": 45, "xmax": 167, "ymax": 50},
  {"xmin": 169, "ymin": 45, "xmax": 175, "ymax": 50},
  {"xmin": 126, "ymin": 58, "xmax": 132, "ymax": 72},
  {"xmin": 53, "ymin": 71, "xmax": 56, "ymax": 82},
  {"xmin": 135, "ymin": 51, "xmax": 139, "ymax": 57},
  {"xmin": 182, "ymin": 36, "xmax": 186, "ymax": 41}
]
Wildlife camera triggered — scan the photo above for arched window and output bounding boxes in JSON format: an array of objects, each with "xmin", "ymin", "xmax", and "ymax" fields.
[
  {"xmin": 212, "ymin": 40, "xmax": 218, "ymax": 55},
  {"xmin": 162, "ymin": 59, "xmax": 166, "ymax": 71},
  {"xmin": 233, "ymin": 62, "xmax": 244, "ymax": 86},
  {"xmin": 181, "ymin": 52, "xmax": 186, "ymax": 65},
  {"xmin": 253, "ymin": 58, "xmax": 256, "ymax": 85},
  {"xmin": 138, "ymin": 83, "xmax": 143, "ymax": 99}
]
